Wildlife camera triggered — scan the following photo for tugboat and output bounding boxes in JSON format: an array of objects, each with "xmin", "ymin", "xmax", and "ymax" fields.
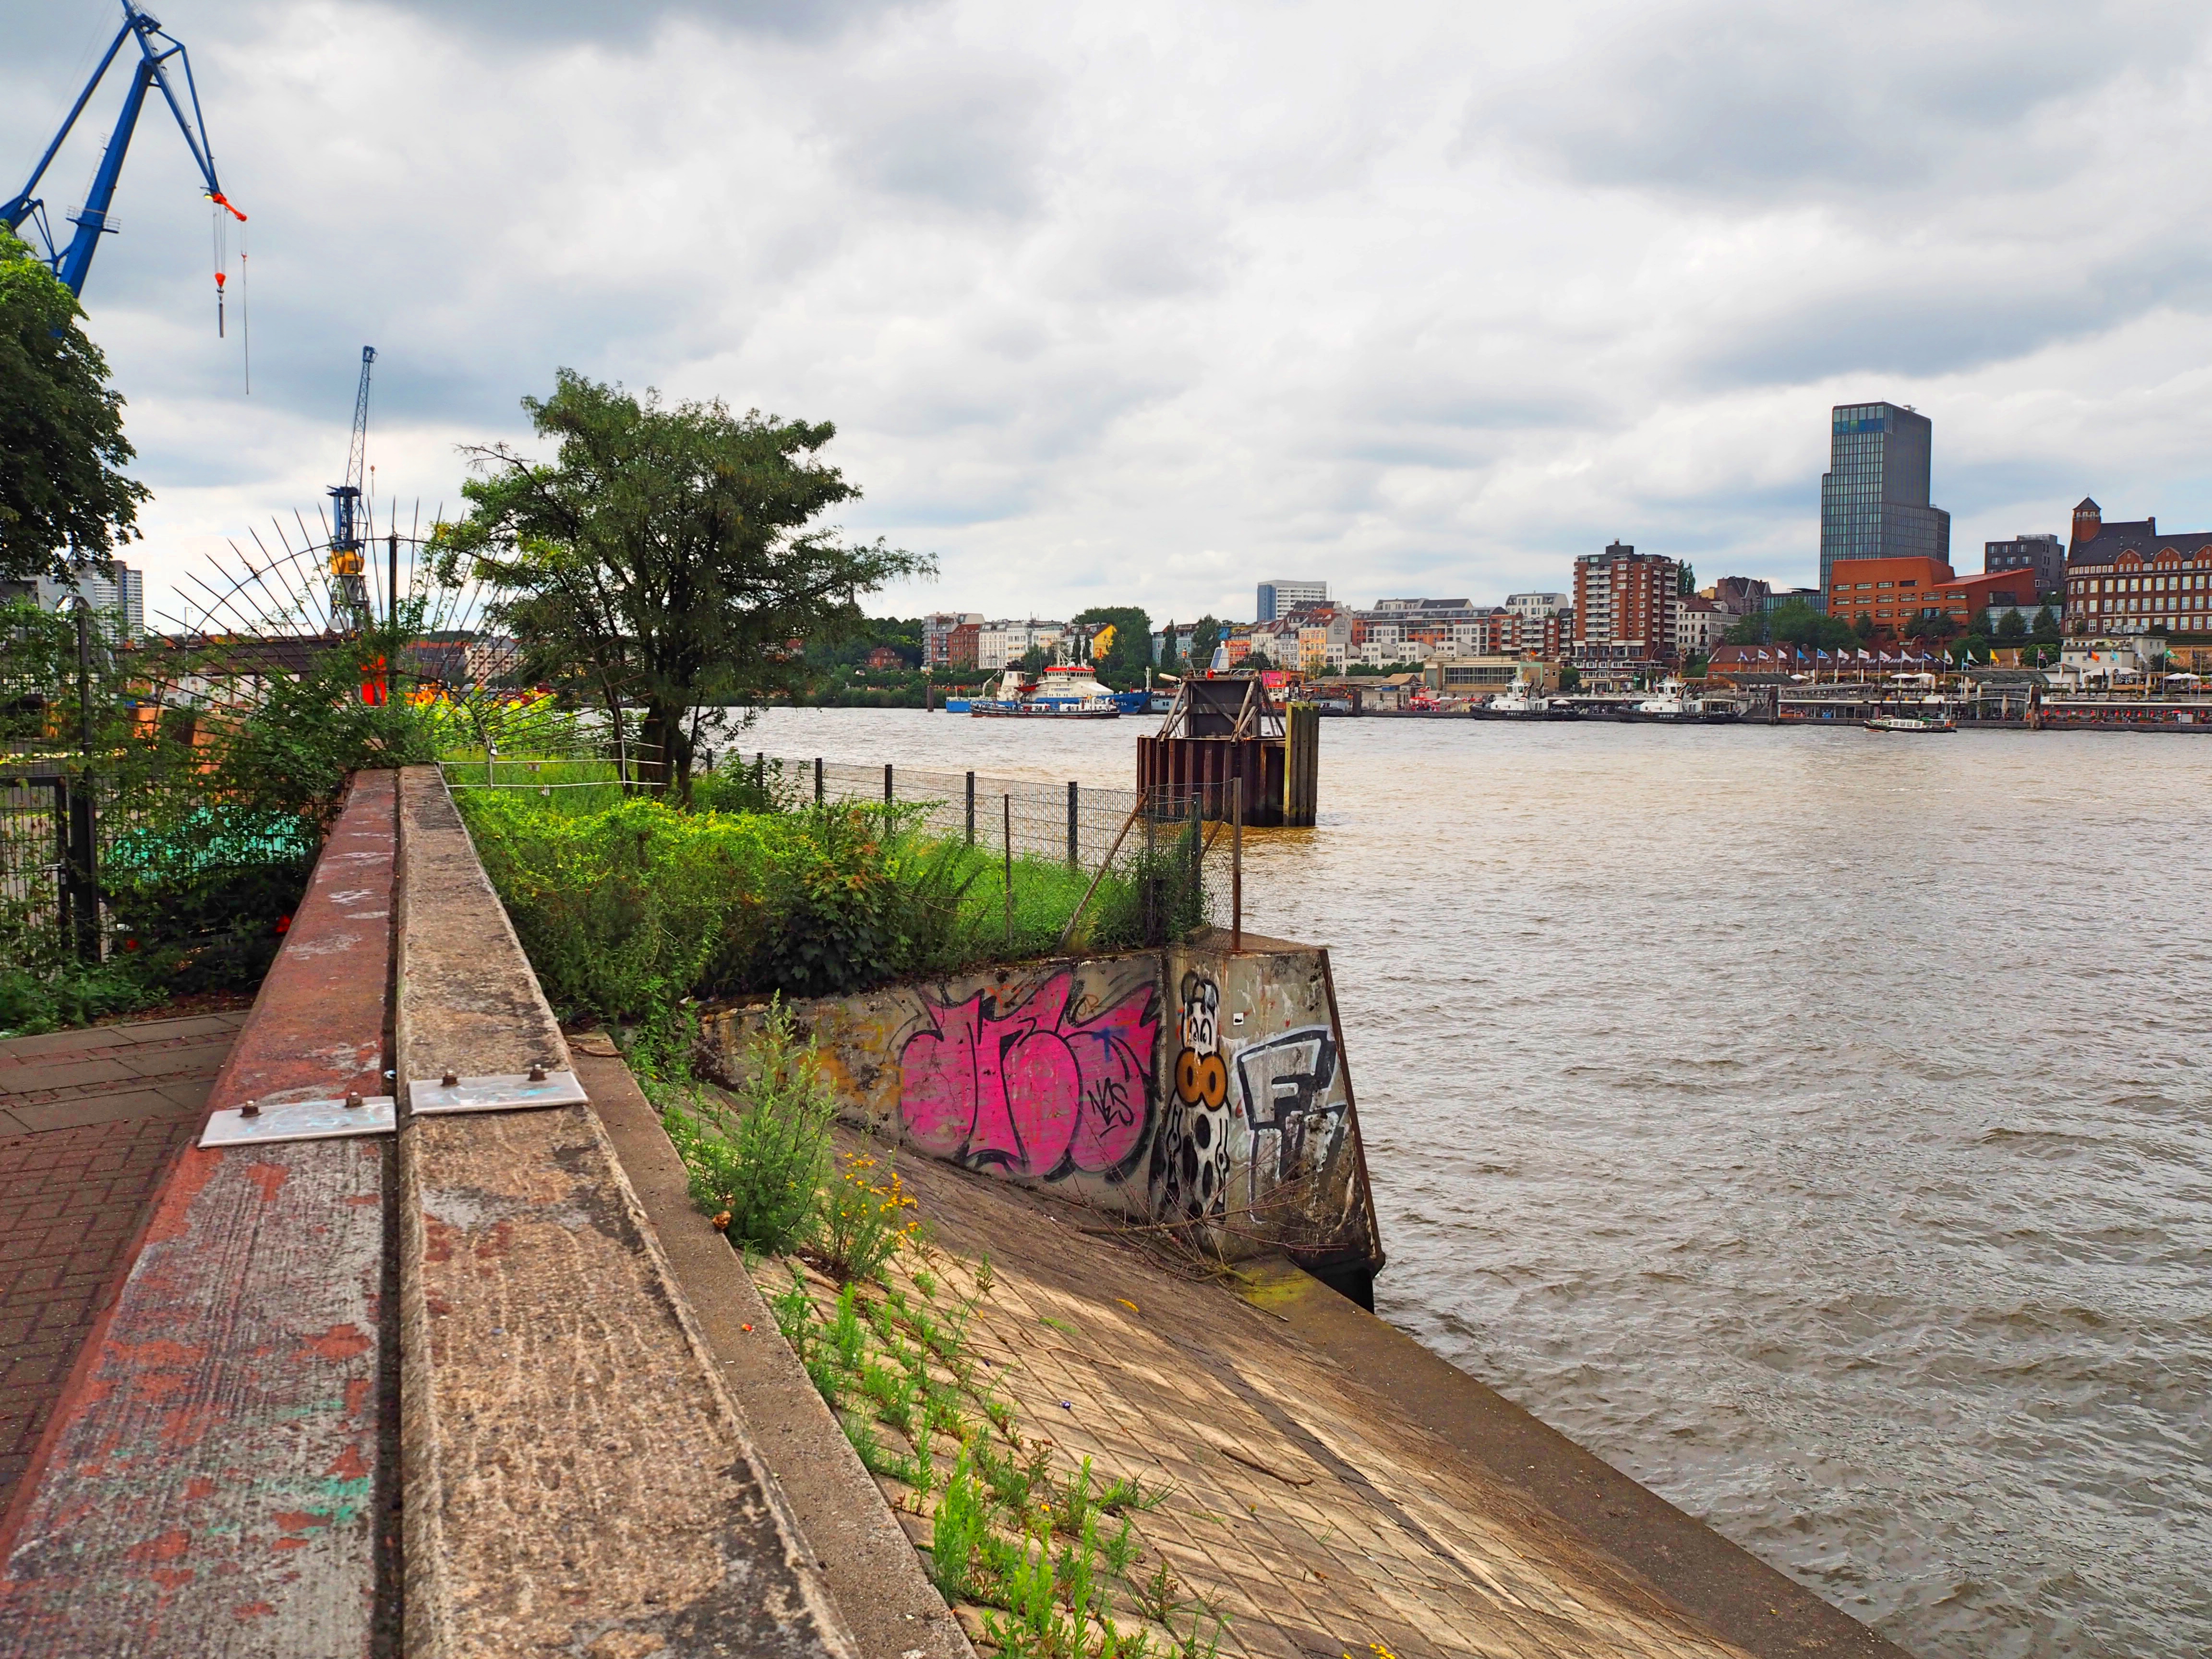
[
  {"xmin": 1476, "ymin": 670, "xmax": 1567, "ymax": 720},
  {"xmin": 1624, "ymin": 677, "xmax": 1736, "ymax": 724}
]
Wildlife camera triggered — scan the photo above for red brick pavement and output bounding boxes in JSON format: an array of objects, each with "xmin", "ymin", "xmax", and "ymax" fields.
[{"xmin": 0, "ymin": 1013, "xmax": 245, "ymax": 1516}]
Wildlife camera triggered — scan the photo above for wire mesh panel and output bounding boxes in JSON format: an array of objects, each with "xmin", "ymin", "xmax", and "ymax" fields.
[
  {"xmin": 766, "ymin": 757, "xmax": 1143, "ymax": 873},
  {"xmin": 0, "ymin": 773, "xmax": 67, "ymax": 952}
]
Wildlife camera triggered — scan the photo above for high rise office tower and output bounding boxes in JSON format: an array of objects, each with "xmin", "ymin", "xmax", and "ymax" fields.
[{"xmin": 1819, "ymin": 403, "xmax": 1949, "ymax": 597}]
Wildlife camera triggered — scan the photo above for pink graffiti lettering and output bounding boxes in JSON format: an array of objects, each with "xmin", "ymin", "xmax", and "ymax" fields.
[{"xmin": 899, "ymin": 974, "xmax": 1159, "ymax": 1179}]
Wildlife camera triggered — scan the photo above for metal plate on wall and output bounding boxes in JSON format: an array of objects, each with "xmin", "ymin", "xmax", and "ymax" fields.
[
  {"xmin": 201, "ymin": 1095, "xmax": 397, "ymax": 1148},
  {"xmin": 409, "ymin": 1069, "xmax": 589, "ymax": 1116}
]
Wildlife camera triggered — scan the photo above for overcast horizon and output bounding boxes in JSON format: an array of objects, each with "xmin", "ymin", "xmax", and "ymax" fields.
[{"xmin": 9, "ymin": 0, "xmax": 2212, "ymax": 629}]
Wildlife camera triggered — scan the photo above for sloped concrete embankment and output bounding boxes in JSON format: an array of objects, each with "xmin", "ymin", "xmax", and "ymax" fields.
[{"xmin": 696, "ymin": 933, "xmax": 1386, "ymax": 1305}]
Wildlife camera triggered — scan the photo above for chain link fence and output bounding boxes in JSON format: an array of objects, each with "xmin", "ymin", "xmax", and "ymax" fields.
[{"xmin": 718, "ymin": 753, "xmax": 1249, "ymax": 947}]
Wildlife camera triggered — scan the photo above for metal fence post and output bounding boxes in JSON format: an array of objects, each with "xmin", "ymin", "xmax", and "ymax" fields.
[
  {"xmin": 1232, "ymin": 773, "xmax": 1243, "ymax": 955},
  {"xmin": 1067, "ymin": 780, "xmax": 1079, "ymax": 868},
  {"xmin": 815, "ymin": 757, "xmax": 824, "ymax": 804},
  {"xmin": 63, "ymin": 776, "xmax": 98, "ymax": 963},
  {"xmin": 1002, "ymin": 794, "xmax": 1013, "ymax": 949},
  {"xmin": 965, "ymin": 771, "xmax": 975, "ymax": 844},
  {"xmin": 884, "ymin": 762, "xmax": 894, "ymax": 804}
]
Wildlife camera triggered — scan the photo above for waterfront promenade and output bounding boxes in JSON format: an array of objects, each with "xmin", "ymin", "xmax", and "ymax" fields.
[{"xmin": 0, "ymin": 765, "xmax": 1910, "ymax": 1657}]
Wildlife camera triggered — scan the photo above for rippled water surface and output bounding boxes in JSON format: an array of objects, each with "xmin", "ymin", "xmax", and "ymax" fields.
[{"xmin": 737, "ymin": 707, "xmax": 2212, "ymax": 1658}]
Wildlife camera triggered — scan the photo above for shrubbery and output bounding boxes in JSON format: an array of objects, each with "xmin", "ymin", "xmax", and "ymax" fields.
[{"xmin": 458, "ymin": 788, "xmax": 1181, "ymax": 1025}]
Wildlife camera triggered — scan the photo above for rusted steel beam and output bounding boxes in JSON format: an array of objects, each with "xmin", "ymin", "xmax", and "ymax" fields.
[
  {"xmin": 392, "ymin": 766, "xmax": 855, "ymax": 1659},
  {"xmin": 0, "ymin": 770, "xmax": 398, "ymax": 1659}
]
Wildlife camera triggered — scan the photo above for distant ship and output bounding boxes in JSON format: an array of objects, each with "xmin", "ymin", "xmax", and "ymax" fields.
[{"xmin": 969, "ymin": 664, "xmax": 1125, "ymax": 718}]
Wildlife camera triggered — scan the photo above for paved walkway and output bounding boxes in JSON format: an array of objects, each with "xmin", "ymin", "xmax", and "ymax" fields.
[{"xmin": 0, "ymin": 1013, "xmax": 247, "ymax": 1512}]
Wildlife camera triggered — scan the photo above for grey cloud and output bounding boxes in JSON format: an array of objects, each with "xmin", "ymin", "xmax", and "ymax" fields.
[
  {"xmin": 1691, "ymin": 240, "xmax": 2212, "ymax": 387},
  {"xmin": 379, "ymin": 0, "xmax": 930, "ymax": 47},
  {"xmin": 830, "ymin": 70, "xmax": 1051, "ymax": 216},
  {"xmin": 1477, "ymin": 1, "xmax": 2205, "ymax": 200}
]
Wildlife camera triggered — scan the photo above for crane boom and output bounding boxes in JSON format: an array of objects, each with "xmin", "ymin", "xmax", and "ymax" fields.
[
  {"xmin": 3, "ymin": 0, "xmax": 241, "ymax": 298},
  {"xmin": 327, "ymin": 348, "xmax": 377, "ymax": 635}
]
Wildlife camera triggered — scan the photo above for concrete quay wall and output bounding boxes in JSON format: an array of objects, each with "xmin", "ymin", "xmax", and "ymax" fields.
[{"xmin": 695, "ymin": 932, "xmax": 1385, "ymax": 1300}]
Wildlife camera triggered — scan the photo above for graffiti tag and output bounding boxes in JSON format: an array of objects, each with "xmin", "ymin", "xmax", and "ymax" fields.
[
  {"xmin": 898, "ymin": 972, "xmax": 1159, "ymax": 1182},
  {"xmin": 1232, "ymin": 1025, "xmax": 1343, "ymax": 1190}
]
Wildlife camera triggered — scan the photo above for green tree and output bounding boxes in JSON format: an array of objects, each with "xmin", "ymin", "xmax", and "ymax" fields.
[
  {"xmin": 1722, "ymin": 610, "xmax": 1770, "ymax": 646},
  {"xmin": 1851, "ymin": 612, "xmax": 1878, "ymax": 644},
  {"xmin": 2032, "ymin": 605, "xmax": 2061, "ymax": 645},
  {"xmin": 1678, "ymin": 562, "xmax": 1696, "ymax": 596},
  {"xmin": 1188, "ymin": 614, "xmax": 1224, "ymax": 670},
  {"xmin": 434, "ymin": 371, "xmax": 928, "ymax": 800},
  {"xmin": 0, "ymin": 228, "xmax": 149, "ymax": 581},
  {"xmin": 1905, "ymin": 610, "xmax": 1960, "ymax": 646},
  {"xmin": 1996, "ymin": 609, "xmax": 2027, "ymax": 640},
  {"xmin": 1769, "ymin": 601, "xmax": 1853, "ymax": 650},
  {"xmin": 1014, "ymin": 644, "xmax": 1050, "ymax": 675},
  {"xmin": 1071, "ymin": 605, "xmax": 1153, "ymax": 688}
]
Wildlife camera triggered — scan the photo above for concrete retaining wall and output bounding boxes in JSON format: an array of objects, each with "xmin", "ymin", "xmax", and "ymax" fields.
[{"xmin": 695, "ymin": 932, "xmax": 1383, "ymax": 1294}]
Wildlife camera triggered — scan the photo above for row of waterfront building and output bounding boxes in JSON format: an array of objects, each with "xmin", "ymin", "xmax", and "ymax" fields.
[{"xmin": 920, "ymin": 399, "xmax": 2210, "ymax": 682}]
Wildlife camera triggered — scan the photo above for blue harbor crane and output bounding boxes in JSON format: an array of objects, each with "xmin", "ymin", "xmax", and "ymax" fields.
[
  {"xmin": 3, "ymin": 0, "xmax": 244, "ymax": 307},
  {"xmin": 328, "ymin": 348, "xmax": 378, "ymax": 636}
]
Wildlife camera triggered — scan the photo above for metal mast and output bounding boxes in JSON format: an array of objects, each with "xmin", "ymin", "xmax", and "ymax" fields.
[
  {"xmin": 3, "ymin": 1, "xmax": 243, "ymax": 300},
  {"xmin": 327, "ymin": 348, "xmax": 377, "ymax": 635}
]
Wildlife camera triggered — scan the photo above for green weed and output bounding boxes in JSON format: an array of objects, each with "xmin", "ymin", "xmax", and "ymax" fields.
[{"xmin": 661, "ymin": 1000, "xmax": 833, "ymax": 1253}]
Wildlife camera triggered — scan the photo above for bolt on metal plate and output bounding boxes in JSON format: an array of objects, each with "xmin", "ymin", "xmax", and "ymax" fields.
[
  {"xmin": 408, "ymin": 1069, "xmax": 589, "ymax": 1116},
  {"xmin": 200, "ymin": 1094, "xmax": 397, "ymax": 1148}
]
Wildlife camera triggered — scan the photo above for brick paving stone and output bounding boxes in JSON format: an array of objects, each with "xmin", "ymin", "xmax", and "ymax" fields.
[
  {"xmin": 0, "ymin": 1013, "xmax": 244, "ymax": 1517},
  {"xmin": 812, "ymin": 1126, "xmax": 1761, "ymax": 1659}
]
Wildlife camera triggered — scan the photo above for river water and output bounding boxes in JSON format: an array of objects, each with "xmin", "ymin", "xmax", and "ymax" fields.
[{"xmin": 732, "ymin": 706, "xmax": 2211, "ymax": 1659}]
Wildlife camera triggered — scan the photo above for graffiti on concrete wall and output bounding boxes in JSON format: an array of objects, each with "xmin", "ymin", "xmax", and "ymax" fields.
[
  {"xmin": 1232, "ymin": 1025, "xmax": 1345, "ymax": 1206},
  {"xmin": 898, "ymin": 970, "xmax": 1160, "ymax": 1183},
  {"xmin": 1151, "ymin": 971, "xmax": 1234, "ymax": 1221}
]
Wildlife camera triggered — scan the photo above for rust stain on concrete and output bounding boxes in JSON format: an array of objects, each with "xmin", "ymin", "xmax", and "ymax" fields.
[{"xmin": 0, "ymin": 771, "xmax": 397, "ymax": 1659}]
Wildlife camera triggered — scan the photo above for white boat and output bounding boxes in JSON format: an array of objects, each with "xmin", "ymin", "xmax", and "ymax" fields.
[
  {"xmin": 1630, "ymin": 677, "xmax": 1699, "ymax": 720},
  {"xmin": 1865, "ymin": 714, "xmax": 1957, "ymax": 733},
  {"xmin": 1483, "ymin": 672, "xmax": 1551, "ymax": 717}
]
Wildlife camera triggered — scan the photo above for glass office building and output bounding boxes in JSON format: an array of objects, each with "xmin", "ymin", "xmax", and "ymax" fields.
[{"xmin": 1819, "ymin": 403, "xmax": 1950, "ymax": 595}]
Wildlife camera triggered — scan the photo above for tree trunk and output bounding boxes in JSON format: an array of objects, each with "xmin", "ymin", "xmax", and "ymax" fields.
[{"xmin": 641, "ymin": 696, "xmax": 694, "ymax": 803}]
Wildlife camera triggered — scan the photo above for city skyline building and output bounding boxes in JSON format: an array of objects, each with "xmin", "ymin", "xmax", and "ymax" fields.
[
  {"xmin": 1, "ymin": 561, "xmax": 145, "ymax": 637},
  {"xmin": 1572, "ymin": 541, "xmax": 1679, "ymax": 664},
  {"xmin": 1818, "ymin": 402, "xmax": 1949, "ymax": 598},
  {"xmin": 1984, "ymin": 533, "xmax": 2065, "ymax": 596},
  {"xmin": 1256, "ymin": 579, "xmax": 1326, "ymax": 622}
]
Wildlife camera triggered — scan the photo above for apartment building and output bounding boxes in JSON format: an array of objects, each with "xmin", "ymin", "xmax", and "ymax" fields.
[
  {"xmin": 1573, "ymin": 542, "xmax": 1679, "ymax": 664},
  {"xmin": 923, "ymin": 612, "xmax": 985, "ymax": 669},
  {"xmin": 976, "ymin": 619, "xmax": 1065, "ymax": 670}
]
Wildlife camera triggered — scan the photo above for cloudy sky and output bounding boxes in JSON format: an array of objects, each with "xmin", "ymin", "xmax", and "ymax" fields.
[{"xmin": 9, "ymin": 0, "xmax": 2212, "ymax": 627}]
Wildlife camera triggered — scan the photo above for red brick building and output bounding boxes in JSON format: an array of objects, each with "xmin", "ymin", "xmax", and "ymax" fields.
[
  {"xmin": 1825, "ymin": 557, "xmax": 2038, "ymax": 639},
  {"xmin": 2062, "ymin": 499, "xmax": 2212, "ymax": 637},
  {"xmin": 1573, "ymin": 542, "xmax": 1678, "ymax": 664}
]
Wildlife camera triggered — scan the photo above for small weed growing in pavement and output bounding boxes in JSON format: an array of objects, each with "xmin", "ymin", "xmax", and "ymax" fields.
[
  {"xmin": 662, "ymin": 1000, "xmax": 834, "ymax": 1253},
  {"xmin": 1102, "ymin": 1517, "xmax": 1141, "ymax": 1579},
  {"xmin": 754, "ymin": 1209, "xmax": 1193, "ymax": 1659},
  {"xmin": 811, "ymin": 1151, "xmax": 923, "ymax": 1283},
  {"xmin": 931, "ymin": 1449, "xmax": 988, "ymax": 1603},
  {"xmin": 1129, "ymin": 1562, "xmax": 1192, "ymax": 1627}
]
